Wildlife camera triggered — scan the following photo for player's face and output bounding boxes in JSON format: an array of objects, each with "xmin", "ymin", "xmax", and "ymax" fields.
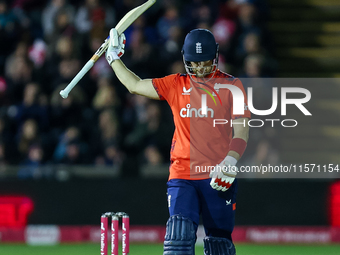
[{"xmin": 190, "ymin": 60, "xmax": 213, "ymax": 78}]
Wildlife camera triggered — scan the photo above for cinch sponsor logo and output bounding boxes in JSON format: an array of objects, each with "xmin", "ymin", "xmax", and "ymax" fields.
[
  {"xmin": 180, "ymin": 83, "xmax": 220, "ymax": 118},
  {"xmin": 180, "ymin": 103, "xmax": 214, "ymax": 118}
]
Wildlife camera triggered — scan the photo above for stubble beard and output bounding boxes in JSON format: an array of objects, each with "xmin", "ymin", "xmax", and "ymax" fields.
[{"xmin": 193, "ymin": 66, "xmax": 212, "ymax": 78}]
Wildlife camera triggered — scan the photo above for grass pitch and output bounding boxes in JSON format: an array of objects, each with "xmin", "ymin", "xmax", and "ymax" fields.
[{"xmin": 0, "ymin": 243, "xmax": 340, "ymax": 254}]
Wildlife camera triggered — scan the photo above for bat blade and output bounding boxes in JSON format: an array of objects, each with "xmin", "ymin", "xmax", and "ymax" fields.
[
  {"xmin": 92, "ymin": 0, "xmax": 156, "ymax": 60},
  {"xmin": 115, "ymin": 0, "xmax": 156, "ymax": 35}
]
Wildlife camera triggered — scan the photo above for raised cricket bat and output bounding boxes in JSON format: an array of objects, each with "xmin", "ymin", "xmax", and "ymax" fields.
[{"xmin": 59, "ymin": 0, "xmax": 157, "ymax": 99}]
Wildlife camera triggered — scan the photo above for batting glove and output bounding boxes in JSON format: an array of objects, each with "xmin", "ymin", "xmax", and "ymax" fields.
[
  {"xmin": 210, "ymin": 156, "xmax": 238, "ymax": 192},
  {"xmin": 105, "ymin": 28, "xmax": 126, "ymax": 65}
]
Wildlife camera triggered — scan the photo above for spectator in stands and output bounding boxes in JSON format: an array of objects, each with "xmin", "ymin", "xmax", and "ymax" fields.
[
  {"xmin": 48, "ymin": 10, "xmax": 81, "ymax": 88},
  {"xmin": 237, "ymin": 1, "xmax": 261, "ymax": 35},
  {"xmin": 0, "ymin": 1, "xmax": 17, "ymax": 32},
  {"xmin": 92, "ymin": 76, "xmax": 120, "ymax": 110},
  {"xmin": 45, "ymin": 35, "xmax": 76, "ymax": 92},
  {"xmin": 195, "ymin": 5, "xmax": 213, "ymax": 27},
  {"xmin": 95, "ymin": 143, "xmax": 123, "ymax": 167},
  {"xmin": 42, "ymin": 0, "xmax": 75, "ymax": 40},
  {"xmin": 51, "ymin": 58, "xmax": 81, "ymax": 91},
  {"xmin": 17, "ymin": 118, "xmax": 40, "ymax": 160},
  {"xmin": 211, "ymin": 17, "xmax": 236, "ymax": 57},
  {"xmin": 98, "ymin": 108, "xmax": 119, "ymax": 147},
  {"xmin": 89, "ymin": 108, "xmax": 119, "ymax": 161},
  {"xmin": 28, "ymin": 39, "xmax": 47, "ymax": 69},
  {"xmin": 158, "ymin": 25, "xmax": 184, "ymax": 73},
  {"xmin": 241, "ymin": 53, "xmax": 265, "ymax": 77},
  {"xmin": 17, "ymin": 143, "xmax": 44, "ymax": 178},
  {"xmin": 124, "ymin": 100, "xmax": 161, "ymax": 152},
  {"xmin": 55, "ymin": 36, "xmax": 75, "ymax": 60},
  {"xmin": 53, "ymin": 126, "xmax": 80, "ymax": 163},
  {"xmin": 5, "ymin": 46, "xmax": 33, "ymax": 103},
  {"xmin": 59, "ymin": 140, "xmax": 83, "ymax": 165},
  {"xmin": 181, "ymin": 0, "xmax": 216, "ymax": 31},
  {"xmin": 0, "ymin": 1, "xmax": 16, "ymax": 74},
  {"xmin": 14, "ymin": 82, "xmax": 49, "ymax": 132},
  {"xmin": 80, "ymin": 0, "xmax": 115, "ymax": 80},
  {"xmin": 47, "ymin": 7, "xmax": 78, "ymax": 51},
  {"xmin": 123, "ymin": 95, "xmax": 148, "ymax": 146},
  {"xmin": 139, "ymin": 143, "xmax": 170, "ymax": 178},
  {"xmin": 74, "ymin": 0, "xmax": 115, "ymax": 34},
  {"xmin": 142, "ymin": 144, "xmax": 163, "ymax": 166},
  {"xmin": 156, "ymin": 5, "xmax": 179, "ymax": 42},
  {"xmin": 5, "ymin": 41, "xmax": 29, "ymax": 73},
  {"xmin": 123, "ymin": 15, "xmax": 158, "ymax": 48},
  {"xmin": 218, "ymin": 0, "xmax": 240, "ymax": 21},
  {"xmin": 225, "ymin": 0, "xmax": 264, "ymax": 67},
  {"xmin": 124, "ymin": 29, "xmax": 154, "ymax": 78},
  {"xmin": 50, "ymin": 84, "xmax": 86, "ymax": 131}
]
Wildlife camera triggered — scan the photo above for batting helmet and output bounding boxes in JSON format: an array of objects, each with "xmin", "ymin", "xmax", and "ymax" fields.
[{"xmin": 182, "ymin": 29, "xmax": 219, "ymax": 62}]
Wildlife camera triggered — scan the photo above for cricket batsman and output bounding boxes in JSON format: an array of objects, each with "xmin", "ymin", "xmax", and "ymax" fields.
[{"xmin": 105, "ymin": 28, "xmax": 250, "ymax": 255}]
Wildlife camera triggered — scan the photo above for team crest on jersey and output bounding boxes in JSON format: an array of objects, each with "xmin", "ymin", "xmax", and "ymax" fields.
[
  {"xmin": 182, "ymin": 87, "xmax": 192, "ymax": 95},
  {"xmin": 196, "ymin": 42, "xmax": 202, "ymax": 53}
]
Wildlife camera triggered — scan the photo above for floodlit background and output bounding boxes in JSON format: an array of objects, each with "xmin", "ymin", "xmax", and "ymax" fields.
[{"xmin": 0, "ymin": 0, "xmax": 339, "ymax": 254}]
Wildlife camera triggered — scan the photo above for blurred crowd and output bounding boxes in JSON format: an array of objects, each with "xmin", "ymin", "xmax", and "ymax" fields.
[{"xmin": 0, "ymin": 0, "xmax": 279, "ymax": 178}]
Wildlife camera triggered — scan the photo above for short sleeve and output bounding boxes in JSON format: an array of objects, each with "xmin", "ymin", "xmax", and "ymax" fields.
[
  {"xmin": 230, "ymin": 78, "xmax": 251, "ymax": 120},
  {"xmin": 152, "ymin": 74, "xmax": 178, "ymax": 102}
]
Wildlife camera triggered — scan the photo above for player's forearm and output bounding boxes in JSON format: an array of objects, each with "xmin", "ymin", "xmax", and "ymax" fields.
[
  {"xmin": 228, "ymin": 137, "xmax": 248, "ymax": 161},
  {"xmin": 232, "ymin": 127, "xmax": 249, "ymax": 143},
  {"xmin": 228, "ymin": 118, "xmax": 249, "ymax": 160},
  {"xmin": 110, "ymin": 59, "xmax": 141, "ymax": 94}
]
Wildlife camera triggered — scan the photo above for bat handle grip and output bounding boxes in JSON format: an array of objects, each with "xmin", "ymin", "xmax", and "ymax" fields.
[{"xmin": 59, "ymin": 60, "xmax": 94, "ymax": 98}]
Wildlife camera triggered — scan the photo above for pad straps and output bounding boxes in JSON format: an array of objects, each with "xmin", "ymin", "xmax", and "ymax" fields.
[
  {"xmin": 203, "ymin": 236, "xmax": 236, "ymax": 255},
  {"xmin": 163, "ymin": 215, "xmax": 196, "ymax": 255}
]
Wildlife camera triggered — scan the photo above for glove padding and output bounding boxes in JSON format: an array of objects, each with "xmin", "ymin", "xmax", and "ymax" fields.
[
  {"xmin": 210, "ymin": 159, "xmax": 237, "ymax": 192},
  {"xmin": 105, "ymin": 28, "xmax": 126, "ymax": 65}
]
